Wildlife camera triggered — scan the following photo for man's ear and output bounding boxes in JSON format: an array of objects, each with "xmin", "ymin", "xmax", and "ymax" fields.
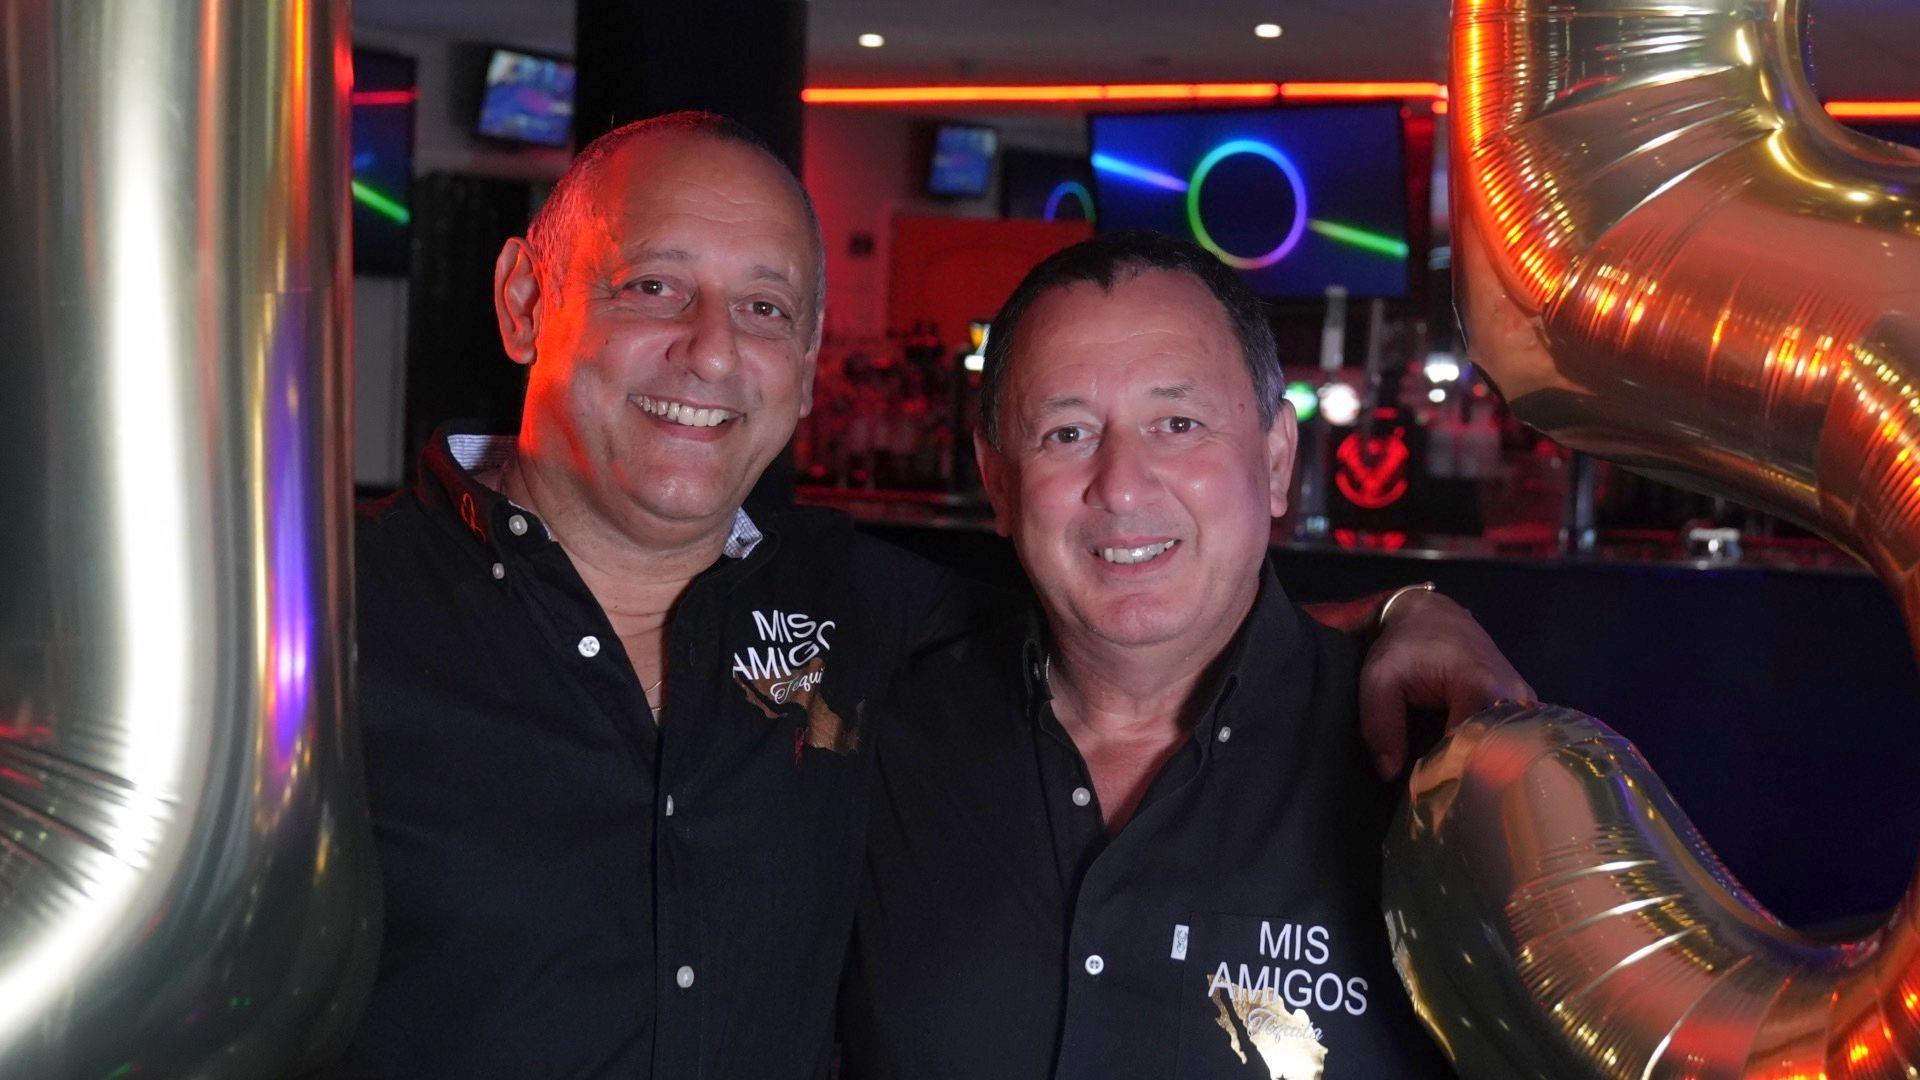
[
  {"xmin": 1267, "ymin": 400, "xmax": 1300, "ymax": 518},
  {"xmin": 974, "ymin": 429, "xmax": 1015, "ymax": 538},
  {"xmin": 796, "ymin": 346, "xmax": 820, "ymax": 419},
  {"xmin": 494, "ymin": 237, "xmax": 542, "ymax": 366},
  {"xmin": 797, "ymin": 310, "xmax": 823, "ymax": 419}
]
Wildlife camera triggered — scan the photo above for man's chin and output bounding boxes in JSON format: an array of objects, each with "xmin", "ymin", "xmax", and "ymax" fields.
[
  {"xmin": 1069, "ymin": 598, "xmax": 1196, "ymax": 652},
  {"xmin": 615, "ymin": 477, "xmax": 751, "ymax": 533}
]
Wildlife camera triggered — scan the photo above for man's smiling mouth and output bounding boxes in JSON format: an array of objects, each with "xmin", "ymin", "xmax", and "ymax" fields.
[
  {"xmin": 1096, "ymin": 540, "xmax": 1179, "ymax": 565},
  {"xmin": 632, "ymin": 394, "xmax": 740, "ymax": 429}
]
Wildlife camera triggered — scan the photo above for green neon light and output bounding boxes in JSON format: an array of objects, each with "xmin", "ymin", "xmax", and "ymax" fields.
[
  {"xmin": 1306, "ymin": 219, "xmax": 1407, "ymax": 258},
  {"xmin": 1284, "ymin": 380, "xmax": 1318, "ymax": 422},
  {"xmin": 352, "ymin": 180, "xmax": 410, "ymax": 225}
]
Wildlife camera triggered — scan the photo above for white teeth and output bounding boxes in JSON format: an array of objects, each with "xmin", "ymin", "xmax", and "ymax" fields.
[
  {"xmin": 636, "ymin": 395, "xmax": 735, "ymax": 428},
  {"xmin": 1097, "ymin": 540, "xmax": 1178, "ymax": 565}
]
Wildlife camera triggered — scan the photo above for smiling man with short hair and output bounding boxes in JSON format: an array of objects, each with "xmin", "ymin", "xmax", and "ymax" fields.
[
  {"xmin": 842, "ymin": 231, "xmax": 1459, "ymax": 1079},
  {"xmin": 346, "ymin": 113, "xmax": 1515, "ymax": 1078}
]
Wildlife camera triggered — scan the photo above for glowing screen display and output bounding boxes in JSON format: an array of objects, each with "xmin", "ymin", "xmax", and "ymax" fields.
[
  {"xmin": 928, "ymin": 124, "xmax": 999, "ymax": 197},
  {"xmin": 478, "ymin": 48, "xmax": 576, "ymax": 147},
  {"xmin": 1001, "ymin": 148, "xmax": 1095, "ymax": 223},
  {"xmin": 351, "ymin": 47, "xmax": 416, "ymax": 277},
  {"xmin": 1089, "ymin": 104, "xmax": 1413, "ymax": 299}
]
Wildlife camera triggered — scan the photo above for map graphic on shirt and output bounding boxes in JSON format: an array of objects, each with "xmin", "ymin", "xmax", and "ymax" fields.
[
  {"xmin": 1209, "ymin": 978, "xmax": 1328, "ymax": 1080},
  {"xmin": 732, "ymin": 608, "xmax": 858, "ymax": 757}
]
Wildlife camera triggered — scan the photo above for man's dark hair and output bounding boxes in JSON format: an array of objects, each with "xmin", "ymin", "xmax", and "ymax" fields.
[
  {"xmin": 523, "ymin": 110, "xmax": 825, "ymax": 316},
  {"xmin": 976, "ymin": 230, "xmax": 1282, "ymax": 449}
]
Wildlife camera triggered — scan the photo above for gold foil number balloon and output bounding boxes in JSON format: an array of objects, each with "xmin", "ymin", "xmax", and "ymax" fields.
[
  {"xmin": 0, "ymin": 2, "xmax": 380, "ymax": 1075},
  {"xmin": 1384, "ymin": 0, "xmax": 1920, "ymax": 1077}
]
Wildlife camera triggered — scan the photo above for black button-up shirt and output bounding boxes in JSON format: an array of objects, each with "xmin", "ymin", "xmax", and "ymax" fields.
[
  {"xmin": 841, "ymin": 562, "xmax": 1452, "ymax": 1079},
  {"xmin": 342, "ymin": 428, "xmax": 962, "ymax": 1079}
]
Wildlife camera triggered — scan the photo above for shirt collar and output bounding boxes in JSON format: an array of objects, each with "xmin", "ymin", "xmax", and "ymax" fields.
[
  {"xmin": 422, "ymin": 425, "xmax": 763, "ymax": 559},
  {"xmin": 1017, "ymin": 558, "xmax": 1304, "ymax": 743}
]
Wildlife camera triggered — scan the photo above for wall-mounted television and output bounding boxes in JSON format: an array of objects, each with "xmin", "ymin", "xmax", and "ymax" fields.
[
  {"xmin": 1001, "ymin": 148, "xmax": 1095, "ymax": 223},
  {"xmin": 927, "ymin": 123, "xmax": 998, "ymax": 198},
  {"xmin": 1089, "ymin": 104, "xmax": 1415, "ymax": 300},
  {"xmin": 351, "ymin": 47, "xmax": 417, "ymax": 277},
  {"xmin": 477, "ymin": 47, "xmax": 575, "ymax": 147}
]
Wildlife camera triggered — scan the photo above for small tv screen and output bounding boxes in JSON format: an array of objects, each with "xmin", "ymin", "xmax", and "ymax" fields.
[
  {"xmin": 1001, "ymin": 148, "xmax": 1095, "ymax": 223},
  {"xmin": 1089, "ymin": 104, "xmax": 1414, "ymax": 300},
  {"xmin": 928, "ymin": 124, "xmax": 998, "ymax": 197},
  {"xmin": 478, "ymin": 48, "xmax": 575, "ymax": 147},
  {"xmin": 351, "ymin": 47, "xmax": 416, "ymax": 277}
]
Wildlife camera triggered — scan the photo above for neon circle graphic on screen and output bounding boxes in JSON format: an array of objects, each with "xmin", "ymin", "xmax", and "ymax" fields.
[
  {"xmin": 1043, "ymin": 180, "xmax": 1096, "ymax": 222},
  {"xmin": 1185, "ymin": 139, "xmax": 1308, "ymax": 270}
]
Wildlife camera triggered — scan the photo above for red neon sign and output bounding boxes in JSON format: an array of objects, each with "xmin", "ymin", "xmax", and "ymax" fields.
[{"xmin": 1335, "ymin": 428, "xmax": 1411, "ymax": 510}]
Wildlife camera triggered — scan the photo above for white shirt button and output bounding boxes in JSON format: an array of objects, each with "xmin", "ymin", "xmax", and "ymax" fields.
[
  {"xmin": 577, "ymin": 635, "xmax": 601, "ymax": 658},
  {"xmin": 665, "ymin": 795, "xmax": 675, "ymax": 817},
  {"xmin": 1217, "ymin": 725, "xmax": 1233, "ymax": 743},
  {"xmin": 507, "ymin": 513, "xmax": 529, "ymax": 536},
  {"xmin": 490, "ymin": 562, "xmax": 505, "ymax": 580},
  {"xmin": 1071, "ymin": 786, "xmax": 1092, "ymax": 807},
  {"xmin": 1084, "ymin": 954, "xmax": 1105, "ymax": 976},
  {"xmin": 675, "ymin": 965, "xmax": 695, "ymax": 989}
]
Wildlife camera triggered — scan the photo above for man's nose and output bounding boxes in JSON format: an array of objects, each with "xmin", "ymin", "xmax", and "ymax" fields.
[
  {"xmin": 678, "ymin": 295, "xmax": 740, "ymax": 382},
  {"xmin": 1087, "ymin": 429, "xmax": 1159, "ymax": 513}
]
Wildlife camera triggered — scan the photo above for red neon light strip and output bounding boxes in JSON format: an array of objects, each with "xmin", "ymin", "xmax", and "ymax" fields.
[
  {"xmin": 1827, "ymin": 101, "xmax": 1920, "ymax": 120},
  {"xmin": 802, "ymin": 83, "xmax": 1284, "ymax": 104},
  {"xmin": 1280, "ymin": 81, "xmax": 1448, "ymax": 100},
  {"xmin": 351, "ymin": 89, "xmax": 418, "ymax": 106},
  {"xmin": 778, "ymin": 83, "xmax": 1920, "ymax": 119},
  {"xmin": 802, "ymin": 82, "xmax": 1459, "ymax": 106}
]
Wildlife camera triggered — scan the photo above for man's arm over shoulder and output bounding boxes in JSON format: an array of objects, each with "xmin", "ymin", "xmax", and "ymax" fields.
[
  {"xmin": 845, "ymin": 532, "xmax": 1025, "ymax": 661},
  {"xmin": 1303, "ymin": 582, "xmax": 1534, "ymax": 779}
]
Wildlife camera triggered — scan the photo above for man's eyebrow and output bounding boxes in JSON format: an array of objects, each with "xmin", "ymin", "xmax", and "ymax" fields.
[
  {"xmin": 629, "ymin": 247, "xmax": 693, "ymax": 262},
  {"xmin": 1149, "ymin": 382, "xmax": 1197, "ymax": 400},
  {"xmin": 619, "ymin": 248, "xmax": 795, "ymax": 288},
  {"xmin": 1035, "ymin": 394, "xmax": 1091, "ymax": 416}
]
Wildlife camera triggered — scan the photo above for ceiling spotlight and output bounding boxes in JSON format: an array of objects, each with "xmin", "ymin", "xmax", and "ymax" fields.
[
  {"xmin": 1254, "ymin": 23, "xmax": 1283, "ymax": 39},
  {"xmin": 858, "ymin": 32, "xmax": 885, "ymax": 48}
]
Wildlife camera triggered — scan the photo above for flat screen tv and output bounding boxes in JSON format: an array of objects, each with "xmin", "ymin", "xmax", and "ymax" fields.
[
  {"xmin": 1001, "ymin": 148, "xmax": 1095, "ymax": 223},
  {"xmin": 477, "ymin": 47, "xmax": 575, "ymax": 147},
  {"xmin": 927, "ymin": 124, "xmax": 998, "ymax": 198},
  {"xmin": 1089, "ymin": 104, "xmax": 1415, "ymax": 300},
  {"xmin": 351, "ymin": 47, "xmax": 417, "ymax": 277}
]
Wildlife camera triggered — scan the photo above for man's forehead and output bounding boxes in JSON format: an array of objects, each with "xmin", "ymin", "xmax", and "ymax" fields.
[
  {"xmin": 1010, "ymin": 276, "xmax": 1242, "ymax": 394},
  {"xmin": 600, "ymin": 135, "xmax": 799, "ymax": 212},
  {"xmin": 580, "ymin": 135, "xmax": 815, "ymax": 258}
]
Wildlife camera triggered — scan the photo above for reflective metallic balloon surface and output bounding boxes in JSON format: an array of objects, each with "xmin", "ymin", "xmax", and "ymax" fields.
[
  {"xmin": 0, "ymin": 1, "xmax": 379, "ymax": 1075},
  {"xmin": 1385, "ymin": 0, "xmax": 1920, "ymax": 1076}
]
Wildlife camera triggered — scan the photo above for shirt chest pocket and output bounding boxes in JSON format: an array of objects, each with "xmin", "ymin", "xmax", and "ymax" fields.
[{"xmin": 1173, "ymin": 911, "xmax": 1378, "ymax": 1080}]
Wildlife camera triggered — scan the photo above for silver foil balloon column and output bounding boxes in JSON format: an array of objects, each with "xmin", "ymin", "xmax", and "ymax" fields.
[
  {"xmin": 1384, "ymin": 0, "xmax": 1920, "ymax": 1077},
  {"xmin": 0, "ymin": 1, "xmax": 380, "ymax": 1075}
]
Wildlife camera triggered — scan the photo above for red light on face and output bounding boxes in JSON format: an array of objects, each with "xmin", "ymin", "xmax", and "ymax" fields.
[{"xmin": 1334, "ymin": 428, "xmax": 1411, "ymax": 509}]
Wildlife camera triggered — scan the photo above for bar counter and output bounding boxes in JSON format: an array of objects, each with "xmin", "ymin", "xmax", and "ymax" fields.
[{"xmin": 800, "ymin": 486, "xmax": 1920, "ymax": 933}]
